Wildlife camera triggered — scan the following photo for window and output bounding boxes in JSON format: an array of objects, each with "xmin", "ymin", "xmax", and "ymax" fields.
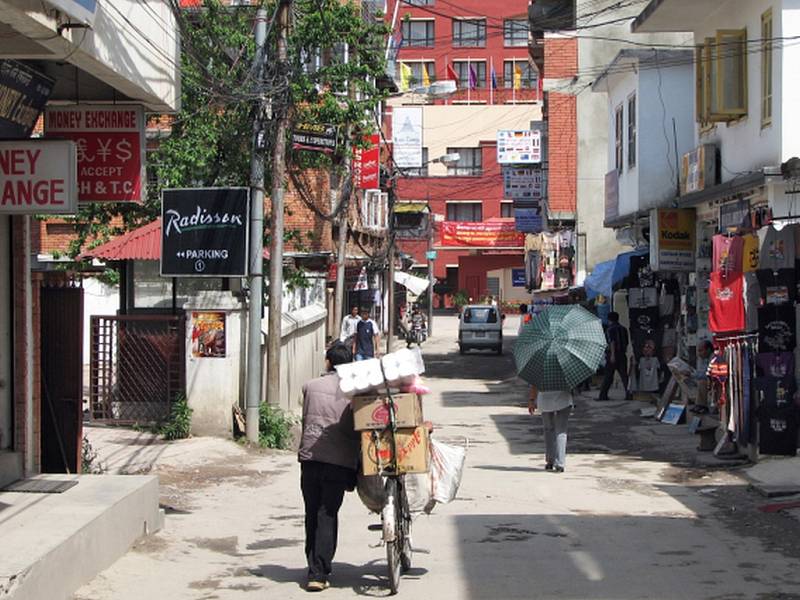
[
  {"xmin": 627, "ymin": 94, "xmax": 636, "ymax": 169},
  {"xmin": 504, "ymin": 19, "xmax": 529, "ymax": 47},
  {"xmin": 446, "ymin": 202, "xmax": 482, "ymax": 222},
  {"xmin": 401, "ymin": 19, "xmax": 435, "ymax": 47},
  {"xmin": 452, "ymin": 61, "xmax": 486, "ymax": 88},
  {"xmin": 452, "ymin": 18, "xmax": 486, "ymax": 47},
  {"xmin": 696, "ymin": 29, "xmax": 748, "ymax": 124},
  {"xmin": 405, "ymin": 148, "xmax": 429, "ymax": 177},
  {"xmin": 405, "ymin": 0, "xmax": 434, "ymax": 5},
  {"xmin": 614, "ymin": 105, "xmax": 623, "ymax": 175},
  {"xmin": 501, "ymin": 202, "xmax": 514, "ymax": 218},
  {"xmin": 762, "ymin": 10, "xmax": 773, "ymax": 126},
  {"xmin": 503, "ymin": 60, "xmax": 537, "ymax": 88},
  {"xmin": 363, "ymin": 190, "xmax": 388, "ymax": 230},
  {"xmin": 446, "ymin": 147, "xmax": 482, "ymax": 176},
  {"xmin": 402, "ymin": 61, "xmax": 436, "ymax": 88}
]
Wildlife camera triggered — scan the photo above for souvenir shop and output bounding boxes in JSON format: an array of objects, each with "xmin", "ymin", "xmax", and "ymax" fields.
[{"xmin": 524, "ymin": 230, "xmax": 576, "ymax": 291}]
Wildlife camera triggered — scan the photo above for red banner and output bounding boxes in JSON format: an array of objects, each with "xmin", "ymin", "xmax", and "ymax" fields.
[
  {"xmin": 44, "ymin": 105, "xmax": 144, "ymax": 203},
  {"xmin": 352, "ymin": 134, "xmax": 380, "ymax": 190},
  {"xmin": 440, "ymin": 221, "xmax": 524, "ymax": 248}
]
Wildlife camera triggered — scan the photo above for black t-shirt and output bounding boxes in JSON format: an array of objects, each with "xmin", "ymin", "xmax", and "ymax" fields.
[
  {"xmin": 355, "ymin": 319, "xmax": 376, "ymax": 357},
  {"xmin": 629, "ymin": 307, "xmax": 659, "ymax": 334},
  {"xmin": 628, "ymin": 255, "xmax": 655, "ymax": 288},
  {"xmin": 758, "ymin": 304, "xmax": 796, "ymax": 352},
  {"xmin": 756, "ymin": 268, "xmax": 796, "ymax": 305},
  {"xmin": 754, "ymin": 375, "xmax": 797, "ymax": 410},
  {"xmin": 759, "ymin": 407, "xmax": 799, "ymax": 456}
]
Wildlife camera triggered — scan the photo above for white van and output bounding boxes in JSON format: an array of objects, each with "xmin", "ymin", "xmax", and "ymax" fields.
[{"xmin": 458, "ymin": 304, "xmax": 505, "ymax": 355}]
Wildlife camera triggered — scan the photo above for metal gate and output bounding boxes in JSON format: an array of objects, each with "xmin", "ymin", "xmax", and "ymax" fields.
[{"xmin": 90, "ymin": 315, "xmax": 185, "ymax": 424}]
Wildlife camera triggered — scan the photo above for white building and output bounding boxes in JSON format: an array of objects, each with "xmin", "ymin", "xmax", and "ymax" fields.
[
  {"xmin": 632, "ymin": 0, "xmax": 800, "ymax": 213},
  {"xmin": 591, "ymin": 49, "xmax": 695, "ymax": 227}
]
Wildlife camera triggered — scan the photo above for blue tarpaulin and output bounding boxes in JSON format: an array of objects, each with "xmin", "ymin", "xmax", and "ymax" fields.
[{"xmin": 584, "ymin": 249, "xmax": 648, "ymax": 300}]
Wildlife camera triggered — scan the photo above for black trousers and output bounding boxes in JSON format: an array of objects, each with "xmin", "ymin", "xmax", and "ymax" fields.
[
  {"xmin": 300, "ymin": 461, "xmax": 356, "ymax": 582},
  {"xmin": 599, "ymin": 359, "xmax": 629, "ymax": 399}
]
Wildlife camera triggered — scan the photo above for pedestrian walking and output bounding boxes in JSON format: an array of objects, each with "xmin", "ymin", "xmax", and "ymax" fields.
[
  {"xmin": 352, "ymin": 306, "xmax": 380, "ymax": 361},
  {"xmin": 339, "ymin": 305, "xmax": 360, "ymax": 344},
  {"xmin": 528, "ymin": 384, "xmax": 573, "ymax": 472},
  {"xmin": 598, "ymin": 311, "xmax": 632, "ymax": 401},
  {"xmin": 298, "ymin": 343, "xmax": 360, "ymax": 592}
]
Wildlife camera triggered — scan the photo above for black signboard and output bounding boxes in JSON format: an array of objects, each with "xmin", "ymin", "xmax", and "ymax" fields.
[
  {"xmin": 161, "ymin": 188, "xmax": 249, "ymax": 277},
  {"xmin": 291, "ymin": 122, "xmax": 338, "ymax": 153},
  {"xmin": 0, "ymin": 60, "xmax": 55, "ymax": 138}
]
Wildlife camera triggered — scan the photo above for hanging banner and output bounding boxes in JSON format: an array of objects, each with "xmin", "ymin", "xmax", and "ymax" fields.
[
  {"xmin": 291, "ymin": 122, "xmax": 338, "ymax": 153},
  {"xmin": 353, "ymin": 133, "xmax": 380, "ymax": 189},
  {"xmin": 512, "ymin": 268, "xmax": 526, "ymax": 287},
  {"xmin": 650, "ymin": 208, "xmax": 696, "ymax": 271},
  {"xmin": 503, "ymin": 166, "xmax": 543, "ymax": 200},
  {"xmin": 392, "ymin": 106, "xmax": 423, "ymax": 168},
  {"xmin": 514, "ymin": 207, "xmax": 544, "ymax": 233},
  {"xmin": 0, "ymin": 60, "xmax": 55, "ymax": 138},
  {"xmin": 191, "ymin": 311, "xmax": 226, "ymax": 358},
  {"xmin": 440, "ymin": 221, "xmax": 524, "ymax": 248},
  {"xmin": 0, "ymin": 140, "xmax": 78, "ymax": 214},
  {"xmin": 44, "ymin": 105, "xmax": 145, "ymax": 203},
  {"xmin": 497, "ymin": 130, "xmax": 541, "ymax": 164},
  {"xmin": 161, "ymin": 187, "xmax": 249, "ymax": 277}
]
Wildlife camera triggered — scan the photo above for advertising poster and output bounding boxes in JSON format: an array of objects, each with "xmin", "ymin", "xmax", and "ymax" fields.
[
  {"xmin": 352, "ymin": 133, "xmax": 380, "ymax": 189},
  {"xmin": 392, "ymin": 107, "xmax": 423, "ymax": 168},
  {"xmin": 650, "ymin": 208, "xmax": 696, "ymax": 271},
  {"xmin": 0, "ymin": 60, "xmax": 54, "ymax": 138},
  {"xmin": 161, "ymin": 187, "xmax": 249, "ymax": 277},
  {"xmin": 440, "ymin": 221, "xmax": 524, "ymax": 248},
  {"xmin": 44, "ymin": 105, "xmax": 145, "ymax": 203},
  {"xmin": 497, "ymin": 130, "xmax": 541, "ymax": 164},
  {"xmin": 291, "ymin": 122, "xmax": 338, "ymax": 153},
  {"xmin": 503, "ymin": 166, "xmax": 543, "ymax": 200},
  {"xmin": 191, "ymin": 311, "xmax": 226, "ymax": 358}
]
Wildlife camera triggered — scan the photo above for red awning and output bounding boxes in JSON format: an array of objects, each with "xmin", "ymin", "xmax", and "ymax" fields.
[{"xmin": 81, "ymin": 218, "xmax": 269, "ymax": 261}]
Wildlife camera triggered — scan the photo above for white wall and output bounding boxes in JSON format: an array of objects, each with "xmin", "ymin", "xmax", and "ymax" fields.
[
  {"xmin": 81, "ymin": 278, "xmax": 119, "ymax": 368},
  {"xmin": 488, "ymin": 267, "xmax": 529, "ymax": 303},
  {"xmin": 601, "ymin": 67, "xmax": 640, "ymax": 218},
  {"xmin": 693, "ymin": 0, "xmax": 783, "ymax": 177},
  {"xmin": 782, "ymin": 0, "xmax": 800, "ymax": 161}
]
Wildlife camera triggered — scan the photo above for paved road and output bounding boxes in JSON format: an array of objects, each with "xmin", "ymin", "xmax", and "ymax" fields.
[{"xmin": 76, "ymin": 316, "xmax": 800, "ymax": 599}]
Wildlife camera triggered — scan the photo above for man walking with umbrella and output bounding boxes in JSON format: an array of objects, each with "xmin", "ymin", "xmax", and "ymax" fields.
[{"xmin": 528, "ymin": 384, "xmax": 573, "ymax": 472}]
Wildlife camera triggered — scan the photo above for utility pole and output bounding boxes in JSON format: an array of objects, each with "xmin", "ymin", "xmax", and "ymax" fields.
[
  {"xmin": 267, "ymin": 0, "xmax": 292, "ymax": 408},
  {"xmin": 386, "ymin": 182, "xmax": 396, "ymax": 354},
  {"xmin": 245, "ymin": 8, "xmax": 268, "ymax": 443},
  {"xmin": 334, "ymin": 197, "xmax": 348, "ymax": 339},
  {"xmin": 427, "ymin": 211, "xmax": 435, "ymax": 337}
]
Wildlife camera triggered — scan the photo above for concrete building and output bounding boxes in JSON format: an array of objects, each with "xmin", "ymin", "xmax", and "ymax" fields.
[
  {"xmin": 387, "ymin": 0, "xmax": 541, "ymax": 305},
  {"xmin": 591, "ymin": 49, "xmax": 695, "ymax": 228}
]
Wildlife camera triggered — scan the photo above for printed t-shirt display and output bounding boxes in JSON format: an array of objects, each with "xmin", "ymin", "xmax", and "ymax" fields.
[
  {"xmin": 759, "ymin": 225, "xmax": 796, "ymax": 271},
  {"xmin": 628, "ymin": 287, "xmax": 658, "ymax": 309},
  {"xmin": 628, "ymin": 307, "xmax": 659, "ymax": 334},
  {"xmin": 758, "ymin": 303, "xmax": 796, "ymax": 352},
  {"xmin": 708, "ymin": 271, "xmax": 745, "ymax": 333},
  {"xmin": 744, "ymin": 272, "xmax": 761, "ymax": 332},
  {"xmin": 755, "ymin": 352, "xmax": 794, "ymax": 378},
  {"xmin": 758, "ymin": 408, "xmax": 798, "ymax": 456},
  {"xmin": 637, "ymin": 356, "xmax": 660, "ymax": 392},
  {"xmin": 755, "ymin": 268, "xmax": 796, "ymax": 305},
  {"xmin": 712, "ymin": 234, "xmax": 743, "ymax": 274},
  {"xmin": 741, "ymin": 233, "xmax": 760, "ymax": 272},
  {"xmin": 754, "ymin": 375, "xmax": 797, "ymax": 410}
]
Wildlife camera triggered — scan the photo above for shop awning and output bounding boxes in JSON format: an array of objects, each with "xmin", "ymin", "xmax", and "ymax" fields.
[
  {"xmin": 394, "ymin": 271, "xmax": 429, "ymax": 295},
  {"xmin": 394, "ymin": 202, "xmax": 429, "ymax": 214},
  {"xmin": 584, "ymin": 249, "xmax": 648, "ymax": 300},
  {"xmin": 81, "ymin": 218, "xmax": 270, "ymax": 262}
]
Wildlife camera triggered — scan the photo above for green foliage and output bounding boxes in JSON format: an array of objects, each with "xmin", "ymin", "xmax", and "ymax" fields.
[
  {"xmin": 452, "ymin": 290, "xmax": 470, "ymax": 309},
  {"xmin": 258, "ymin": 402, "xmax": 295, "ymax": 449},
  {"xmin": 159, "ymin": 393, "xmax": 193, "ymax": 440}
]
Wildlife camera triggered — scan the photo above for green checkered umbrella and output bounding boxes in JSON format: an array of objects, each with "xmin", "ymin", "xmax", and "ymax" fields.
[{"xmin": 514, "ymin": 305, "xmax": 607, "ymax": 391}]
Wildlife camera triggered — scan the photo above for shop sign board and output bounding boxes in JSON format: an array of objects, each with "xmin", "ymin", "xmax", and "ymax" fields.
[
  {"xmin": 440, "ymin": 221, "xmax": 524, "ymax": 248},
  {"xmin": 512, "ymin": 268, "xmax": 526, "ymax": 287},
  {"xmin": 503, "ymin": 166, "xmax": 543, "ymax": 200},
  {"xmin": 605, "ymin": 169, "xmax": 619, "ymax": 222},
  {"xmin": 44, "ymin": 105, "xmax": 145, "ymax": 203},
  {"xmin": 352, "ymin": 133, "xmax": 380, "ymax": 189},
  {"xmin": 392, "ymin": 107, "xmax": 423, "ymax": 168},
  {"xmin": 650, "ymin": 208, "xmax": 695, "ymax": 271},
  {"xmin": 0, "ymin": 60, "xmax": 55, "ymax": 138},
  {"xmin": 161, "ymin": 188, "xmax": 249, "ymax": 277},
  {"xmin": 191, "ymin": 311, "xmax": 226, "ymax": 358},
  {"xmin": 718, "ymin": 199, "xmax": 750, "ymax": 231},
  {"xmin": 45, "ymin": 0, "xmax": 97, "ymax": 25},
  {"xmin": 0, "ymin": 140, "xmax": 78, "ymax": 214},
  {"xmin": 514, "ymin": 207, "xmax": 544, "ymax": 233},
  {"xmin": 497, "ymin": 130, "xmax": 541, "ymax": 164},
  {"xmin": 681, "ymin": 144, "xmax": 717, "ymax": 195},
  {"xmin": 291, "ymin": 122, "xmax": 338, "ymax": 153}
]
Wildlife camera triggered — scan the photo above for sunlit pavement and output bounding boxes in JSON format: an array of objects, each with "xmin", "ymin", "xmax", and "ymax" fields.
[{"xmin": 75, "ymin": 316, "xmax": 800, "ymax": 599}]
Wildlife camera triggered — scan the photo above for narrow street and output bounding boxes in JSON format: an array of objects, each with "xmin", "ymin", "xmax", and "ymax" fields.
[{"xmin": 75, "ymin": 316, "xmax": 800, "ymax": 600}]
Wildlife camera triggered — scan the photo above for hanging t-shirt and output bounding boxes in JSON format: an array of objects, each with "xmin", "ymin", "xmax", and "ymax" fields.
[
  {"xmin": 708, "ymin": 271, "xmax": 745, "ymax": 333},
  {"xmin": 759, "ymin": 407, "xmax": 798, "ymax": 456},
  {"xmin": 637, "ymin": 356, "xmax": 660, "ymax": 392},
  {"xmin": 712, "ymin": 234, "xmax": 744, "ymax": 274},
  {"xmin": 754, "ymin": 375, "xmax": 796, "ymax": 410},
  {"xmin": 741, "ymin": 233, "xmax": 760, "ymax": 272},
  {"xmin": 629, "ymin": 307, "xmax": 659, "ymax": 334},
  {"xmin": 744, "ymin": 271, "xmax": 761, "ymax": 332},
  {"xmin": 628, "ymin": 287, "xmax": 659, "ymax": 309},
  {"xmin": 628, "ymin": 254, "xmax": 655, "ymax": 287},
  {"xmin": 758, "ymin": 303, "xmax": 797, "ymax": 352},
  {"xmin": 756, "ymin": 352, "xmax": 795, "ymax": 379},
  {"xmin": 756, "ymin": 268, "xmax": 796, "ymax": 305},
  {"xmin": 759, "ymin": 225, "xmax": 796, "ymax": 271},
  {"xmin": 658, "ymin": 287, "xmax": 675, "ymax": 317}
]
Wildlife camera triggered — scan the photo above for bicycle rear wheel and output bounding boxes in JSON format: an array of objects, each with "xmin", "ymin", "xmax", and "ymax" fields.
[{"xmin": 384, "ymin": 478, "xmax": 402, "ymax": 594}]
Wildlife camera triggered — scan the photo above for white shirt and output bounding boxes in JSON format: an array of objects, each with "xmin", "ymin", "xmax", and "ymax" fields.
[
  {"xmin": 339, "ymin": 315, "xmax": 360, "ymax": 342},
  {"xmin": 536, "ymin": 390, "xmax": 573, "ymax": 413}
]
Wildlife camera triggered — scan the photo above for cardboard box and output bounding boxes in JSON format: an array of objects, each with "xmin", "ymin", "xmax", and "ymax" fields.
[
  {"xmin": 361, "ymin": 426, "xmax": 430, "ymax": 476},
  {"xmin": 351, "ymin": 393, "xmax": 423, "ymax": 431}
]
